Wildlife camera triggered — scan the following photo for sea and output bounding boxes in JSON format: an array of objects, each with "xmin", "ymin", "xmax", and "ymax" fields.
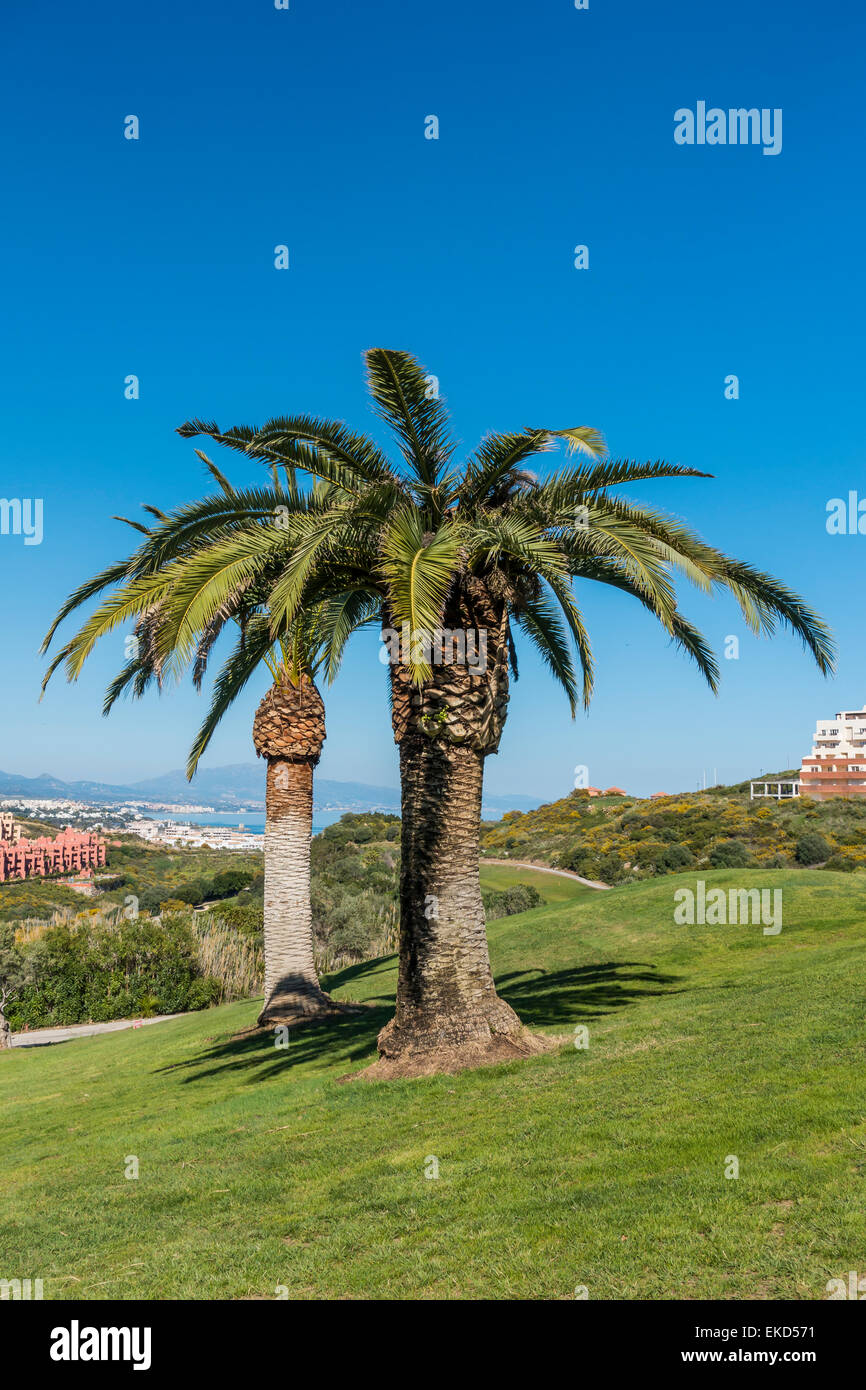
[{"xmin": 139, "ymin": 808, "xmax": 355, "ymax": 839}]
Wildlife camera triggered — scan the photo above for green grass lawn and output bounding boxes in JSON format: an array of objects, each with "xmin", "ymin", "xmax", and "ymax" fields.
[
  {"xmin": 479, "ymin": 861, "xmax": 591, "ymax": 903},
  {"xmin": 2, "ymin": 869, "xmax": 865, "ymax": 1300}
]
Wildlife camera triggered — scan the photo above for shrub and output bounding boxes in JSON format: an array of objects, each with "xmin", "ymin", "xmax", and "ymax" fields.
[
  {"xmin": 650, "ymin": 843, "xmax": 695, "ymax": 873},
  {"xmin": 822, "ymin": 853, "xmax": 856, "ymax": 873},
  {"xmin": 174, "ymin": 879, "xmax": 211, "ymax": 906},
  {"xmin": 708, "ymin": 839, "xmax": 752, "ymax": 869},
  {"xmin": 483, "ymin": 883, "xmax": 543, "ymax": 921},
  {"xmin": 795, "ymin": 832, "xmax": 831, "ymax": 865},
  {"xmin": 186, "ymin": 976, "xmax": 222, "ymax": 1010},
  {"xmin": 8, "ymin": 915, "xmax": 204, "ymax": 1029},
  {"xmin": 558, "ymin": 844, "xmax": 594, "ymax": 876},
  {"xmin": 214, "ymin": 901, "xmax": 263, "ymax": 937},
  {"xmin": 597, "ymin": 853, "xmax": 628, "ymax": 883},
  {"xmin": 210, "ymin": 869, "xmax": 254, "ymax": 899}
]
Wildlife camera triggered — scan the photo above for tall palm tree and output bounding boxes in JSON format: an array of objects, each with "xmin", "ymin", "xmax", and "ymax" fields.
[
  {"xmin": 42, "ymin": 470, "xmax": 377, "ymax": 1026},
  {"xmin": 47, "ymin": 350, "xmax": 834, "ymax": 1075}
]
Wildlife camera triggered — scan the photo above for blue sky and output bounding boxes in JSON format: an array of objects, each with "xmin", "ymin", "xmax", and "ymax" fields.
[{"xmin": 1, "ymin": 0, "xmax": 864, "ymax": 802}]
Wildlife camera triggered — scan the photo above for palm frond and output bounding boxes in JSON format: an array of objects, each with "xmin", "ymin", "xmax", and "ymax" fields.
[
  {"xmin": 378, "ymin": 509, "xmax": 461, "ymax": 681},
  {"xmin": 41, "ymin": 559, "xmax": 137, "ymax": 655},
  {"xmin": 365, "ymin": 348, "xmax": 455, "ymax": 486},
  {"xmin": 512, "ymin": 589, "xmax": 582, "ymax": 716},
  {"xmin": 185, "ymin": 616, "xmax": 275, "ymax": 778},
  {"xmin": 317, "ymin": 590, "xmax": 382, "ymax": 684},
  {"xmin": 461, "ymin": 429, "xmax": 552, "ymax": 508},
  {"xmin": 547, "ymin": 426, "xmax": 608, "ymax": 459}
]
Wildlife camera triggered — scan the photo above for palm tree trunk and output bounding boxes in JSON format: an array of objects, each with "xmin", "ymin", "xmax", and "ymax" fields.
[
  {"xmin": 372, "ymin": 737, "xmax": 548, "ymax": 1077},
  {"xmin": 257, "ymin": 756, "xmax": 345, "ymax": 1025}
]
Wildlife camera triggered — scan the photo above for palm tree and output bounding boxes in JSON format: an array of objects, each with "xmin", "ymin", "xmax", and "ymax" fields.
[
  {"xmin": 42, "ymin": 471, "xmax": 377, "ymax": 1026},
  {"xmin": 48, "ymin": 350, "xmax": 834, "ymax": 1076}
]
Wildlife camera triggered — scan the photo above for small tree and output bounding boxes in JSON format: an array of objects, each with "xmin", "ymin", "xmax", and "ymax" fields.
[
  {"xmin": 708, "ymin": 838, "xmax": 753, "ymax": 869},
  {"xmin": 796, "ymin": 832, "xmax": 831, "ymax": 866}
]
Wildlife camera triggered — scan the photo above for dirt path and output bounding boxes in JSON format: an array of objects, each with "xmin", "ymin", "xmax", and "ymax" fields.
[
  {"xmin": 11, "ymin": 1013, "xmax": 188, "ymax": 1049},
  {"xmin": 482, "ymin": 857, "xmax": 610, "ymax": 890}
]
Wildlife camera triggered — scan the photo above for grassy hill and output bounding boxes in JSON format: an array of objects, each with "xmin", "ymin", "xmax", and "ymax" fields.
[
  {"xmin": 481, "ymin": 782, "xmax": 866, "ymax": 882},
  {"xmin": 478, "ymin": 861, "xmax": 590, "ymax": 904},
  {"xmin": 2, "ymin": 869, "xmax": 864, "ymax": 1299}
]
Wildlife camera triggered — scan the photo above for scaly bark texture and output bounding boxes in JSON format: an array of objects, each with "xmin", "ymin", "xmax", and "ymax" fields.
[
  {"xmin": 367, "ymin": 579, "xmax": 550, "ymax": 1078},
  {"xmin": 253, "ymin": 676, "xmax": 350, "ymax": 1026}
]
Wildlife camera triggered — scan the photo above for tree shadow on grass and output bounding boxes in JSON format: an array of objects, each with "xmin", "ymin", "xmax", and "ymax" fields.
[
  {"xmin": 497, "ymin": 960, "xmax": 682, "ymax": 1027},
  {"xmin": 155, "ymin": 1002, "xmax": 392, "ymax": 1086},
  {"xmin": 157, "ymin": 958, "xmax": 680, "ymax": 1085}
]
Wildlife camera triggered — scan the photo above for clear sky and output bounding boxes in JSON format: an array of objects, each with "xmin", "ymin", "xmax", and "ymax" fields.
[{"xmin": 1, "ymin": 0, "xmax": 864, "ymax": 802}]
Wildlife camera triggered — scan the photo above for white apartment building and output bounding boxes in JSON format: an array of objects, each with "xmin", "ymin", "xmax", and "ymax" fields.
[
  {"xmin": 800, "ymin": 704, "xmax": 866, "ymax": 800},
  {"xmin": 128, "ymin": 820, "xmax": 263, "ymax": 851}
]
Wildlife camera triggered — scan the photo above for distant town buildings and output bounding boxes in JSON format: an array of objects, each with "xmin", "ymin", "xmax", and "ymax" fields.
[
  {"xmin": 0, "ymin": 819, "xmax": 107, "ymax": 883},
  {"xmin": 800, "ymin": 704, "xmax": 866, "ymax": 801},
  {"xmin": 129, "ymin": 820, "xmax": 263, "ymax": 851}
]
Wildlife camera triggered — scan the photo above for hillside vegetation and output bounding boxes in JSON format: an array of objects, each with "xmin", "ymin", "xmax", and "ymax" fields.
[
  {"xmin": 481, "ymin": 782, "xmax": 866, "ymax": 883},
  {"xmin": 1, "ymin": 869, "xmax": 864, "ymax": 1299}
]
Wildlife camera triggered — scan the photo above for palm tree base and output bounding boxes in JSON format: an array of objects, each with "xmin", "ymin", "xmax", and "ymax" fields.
[
  {"xmin": 257, "ymin": 988, "xmax": 360, "ymax": 1029},
  {"xmin": 357, "ymin": 1009, "xmax": 556, "ymax": 1080}
]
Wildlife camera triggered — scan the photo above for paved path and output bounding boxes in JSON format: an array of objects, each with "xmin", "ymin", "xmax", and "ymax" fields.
[
  {"xmin": 482, "ymin": 857, "xmax": 610, "ymax": 890},
  {"xmin": 11, "ymin": 1013, "xmax": 188, "ymax": 1048}
]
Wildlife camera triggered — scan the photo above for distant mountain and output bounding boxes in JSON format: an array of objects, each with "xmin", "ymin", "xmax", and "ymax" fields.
[
  {"xmin": 0, "ymin": 765, "xmax": 543, "ymax": 819},
  {"xmin": 0, "ymin": 770, "xmax": 134, "ymax": 801},
  {"xmin": 129, "ymin": 765, "xmax": 403, "ymax": 813}
]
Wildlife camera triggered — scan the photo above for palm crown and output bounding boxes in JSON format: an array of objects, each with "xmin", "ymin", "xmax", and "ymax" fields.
[{"xmin": 43, "ymin": 347, "xmax": 834, "ymax": 747}]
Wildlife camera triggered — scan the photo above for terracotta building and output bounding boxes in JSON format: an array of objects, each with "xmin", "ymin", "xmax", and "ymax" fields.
[
  {"xmin": 0, "ymin": 823, "xmax": 107, "ymax": 883},
  {"xmin": 0, "ymin": 813, "xmax": 22, "ymax": 844},
  {"xmin": 800, "ymin": 704, "xmax": 866, "ymax": 801}
]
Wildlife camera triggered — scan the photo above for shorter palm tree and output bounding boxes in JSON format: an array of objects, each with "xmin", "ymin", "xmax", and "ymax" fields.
[
  {"xmin": 42, "ymin": 472, "xmax": 377, "ymax": 1026},
  {"xmin": 190, "ymin": 610, "xmax": 359, "ymax": 1025}
]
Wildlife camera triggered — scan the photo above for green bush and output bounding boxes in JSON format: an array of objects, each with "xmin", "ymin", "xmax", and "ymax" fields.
[
  {"xmin": 186, "ymin": 976, "xmax": 222, "ymax": 1010},
  {"xmin": 209, "ymin": 869, "xmax": 254, "ymax": 899},
  {"xmin": 650, "ymin": 843, "xmax": 695, "ymax": 872},
  {"xmin": 214, "ymin": 901, "xmax": 264, "ymax": 937},
  {"xmin": 8, "ymin": 916, "xmax": 212, "ymax": 1030},
  {"xmin": 708, "ymin": 839, "xmax": 752, "ymax": 869},
  {"xmin": 558, "ymin": 844, "xmax": 594, "ymax": 876},
  {"xmin": 597, "ymin": 853, "xmax": 628, "ymax": 883},
  {"xmin": 822, "ymin": 853, "xmax": 856, "ymax": 873},
  {"xmin": 483, "ymin": 883, "xmax": 543, "ymax": 921},
  {"xmin": 796, "ymin": 833, "xmax": 832, "ymax": 865}
]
